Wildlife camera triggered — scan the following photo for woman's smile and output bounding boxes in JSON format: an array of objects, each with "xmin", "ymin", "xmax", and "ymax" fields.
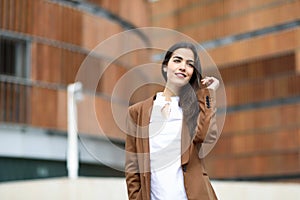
[{"xmin": 175, "ymin": 72, "xmax": 187, "ymax": 78}]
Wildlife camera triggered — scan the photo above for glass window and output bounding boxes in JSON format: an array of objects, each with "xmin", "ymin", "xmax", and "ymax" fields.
[
  {"xmin": 0, "ymin": 35, "xmax": 29, "ymax": 123},
  {"xmin": 0, "ymin": 36, "xmax": 28, "ymax": 77}
]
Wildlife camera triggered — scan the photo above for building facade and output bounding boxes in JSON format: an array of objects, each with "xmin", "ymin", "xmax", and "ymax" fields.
[{"xmin": 0, "ymin": 0, "xmax": 300, "ymax": 182}]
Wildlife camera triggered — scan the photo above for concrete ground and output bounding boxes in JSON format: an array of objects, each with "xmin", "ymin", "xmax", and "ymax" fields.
[{"xmin": 0, "ymin": 177, "xmax": 299, "ymax": 200}]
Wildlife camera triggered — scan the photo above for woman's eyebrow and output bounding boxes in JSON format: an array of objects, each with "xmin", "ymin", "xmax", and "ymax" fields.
[{"xmin": 173, "ymin": 55, "xmax": 183, "ymax": 60}]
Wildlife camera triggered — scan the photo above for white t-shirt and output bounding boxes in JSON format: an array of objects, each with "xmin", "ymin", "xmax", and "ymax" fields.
[{"xmin": 149, "ymin": 92, "xmax": 188, "ymax": 200}]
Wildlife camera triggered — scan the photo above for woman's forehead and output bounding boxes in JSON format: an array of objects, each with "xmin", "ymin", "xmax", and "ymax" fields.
[{"xmin": 172, "ymin": 48, "xmax": 194, "ymax": 61}]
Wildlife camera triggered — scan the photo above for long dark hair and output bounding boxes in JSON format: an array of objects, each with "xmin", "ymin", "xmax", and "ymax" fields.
[{"xmin": 161, "ymin": 42, "xmax": 203, "ymax": 137}]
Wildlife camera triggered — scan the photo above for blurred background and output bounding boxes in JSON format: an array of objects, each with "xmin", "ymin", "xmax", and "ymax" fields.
[{"xmin": 0, "ymin": 0, "xmax": 299, "ymax": 199}]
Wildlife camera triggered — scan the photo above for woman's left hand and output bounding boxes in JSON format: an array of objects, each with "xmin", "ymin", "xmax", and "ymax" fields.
[{"xmin": 201, "ymin": 76, "xmax": 220, "ymax": 91}]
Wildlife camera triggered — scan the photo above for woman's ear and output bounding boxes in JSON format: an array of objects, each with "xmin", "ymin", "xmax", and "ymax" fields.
[{"xmin": 161, "ymin": 65, "xmax": 168, "ymax": 81}]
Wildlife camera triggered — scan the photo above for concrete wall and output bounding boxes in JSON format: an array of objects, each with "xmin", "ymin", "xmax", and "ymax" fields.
[{"xmin": 0, "ymin": 178, "xmax": 299, "ymax": 200}]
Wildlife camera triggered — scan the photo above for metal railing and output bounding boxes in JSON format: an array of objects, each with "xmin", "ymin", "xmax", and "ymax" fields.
[
  {"xmin": 0, "ymin": 74, "xmax": 67, "ymax": 125},
  {"xmin": 0, "ymin": 77, "xmax": 29, "ymax": 124}
]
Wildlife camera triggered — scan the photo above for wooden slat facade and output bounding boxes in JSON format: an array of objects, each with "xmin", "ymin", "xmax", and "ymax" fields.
[{"xmin": 0, "ymin": 0, "xmax": 299, "ymax": 181}]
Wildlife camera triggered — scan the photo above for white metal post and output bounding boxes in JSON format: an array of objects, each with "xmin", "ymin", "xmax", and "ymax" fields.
[{"xmin": 67, "ymin": 82, "xmax": 83, "ymax": 180}]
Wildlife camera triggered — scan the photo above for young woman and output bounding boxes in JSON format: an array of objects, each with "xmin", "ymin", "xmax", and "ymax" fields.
[{"xmin": 125, "ymin": 42, "xmax": 219, "ymax": 200}]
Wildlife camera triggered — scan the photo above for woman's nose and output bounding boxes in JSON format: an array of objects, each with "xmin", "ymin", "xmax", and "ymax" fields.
[{"xmin": 179, "ymin": 63, "xmax": 187, "ymax": 71}]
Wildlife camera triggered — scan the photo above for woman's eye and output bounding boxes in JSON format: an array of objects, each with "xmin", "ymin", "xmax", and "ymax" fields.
[
  {"xmin": 173, "ymin": 59, "xmax": 181, "ymax": 63},
  {"xmin": 188, "ymin": 63, "xmax": 194, "ymax": 67}
]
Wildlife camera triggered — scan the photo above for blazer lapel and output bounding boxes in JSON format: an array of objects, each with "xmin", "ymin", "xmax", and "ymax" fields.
[
  {"xmin": 140, "ymin": 95, "xmax": 156, "ymax": 173},
  {"xmin": 140, "ymin": 95, "xmax": 156, "ymax": 200},
  {"xmin": 181, "ymin": 117, "xmax": 191, "ymax": 165}
]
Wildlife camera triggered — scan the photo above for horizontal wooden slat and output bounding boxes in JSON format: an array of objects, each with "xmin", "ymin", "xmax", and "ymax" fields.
[
  {"xmin": 222, "ymin": 103, "xmax": 300, "ymax": 134},
  {"xmin": 213, "ymin": 128, "xmax": 300, "ymax": 156},
  {"xmin": 225, "ymin": 74, "xmax": 300, "ymax": 107},
  {"xmin": 209, "ymin": 27, "xmax": 300, "ymax": 67},
  {"xmin": 220, "ymin": 53, "xmax": 295, "ymax": 84},
  {"xmin": 206, "ymin": 150, "xmax": 300, "ymax": 178}
]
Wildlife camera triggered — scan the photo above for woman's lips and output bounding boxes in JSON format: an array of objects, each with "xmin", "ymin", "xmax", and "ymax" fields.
[{"xmin": 175, "ymin": 73, "xmax": 187, "ymax": 78}]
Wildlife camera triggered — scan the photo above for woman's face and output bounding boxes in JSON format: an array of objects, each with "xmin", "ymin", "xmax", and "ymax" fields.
[{"xmin": 164, "ymin": 48, "xmax": 195, "ymax": 89}]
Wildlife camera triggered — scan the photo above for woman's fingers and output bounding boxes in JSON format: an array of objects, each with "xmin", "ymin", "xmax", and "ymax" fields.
[{"xmin": 201, "ymin": 77, "xmax": 219, "ymax": 90}]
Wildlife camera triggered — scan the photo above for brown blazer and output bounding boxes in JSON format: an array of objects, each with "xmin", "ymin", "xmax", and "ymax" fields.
[{"xmin": 125, "ymin": 88, "xmax": 218, "ymax": 200}]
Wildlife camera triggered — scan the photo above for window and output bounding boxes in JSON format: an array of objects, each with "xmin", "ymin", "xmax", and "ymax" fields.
[
  {"xmin": 0, "ymin": 35, "xmax": 29, "ymax": 123},
  {"xmin": 0, "ymin": 36, "xmax": 28, "ymax": 77}
]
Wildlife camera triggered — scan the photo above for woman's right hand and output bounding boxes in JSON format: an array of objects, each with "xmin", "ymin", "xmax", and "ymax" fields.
[{"xmin": 201, "ymin": 76, "xmax": 219, "ymax": 91}]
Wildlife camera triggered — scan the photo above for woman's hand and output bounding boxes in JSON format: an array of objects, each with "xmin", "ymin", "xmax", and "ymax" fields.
[{"xmin": 201, "ymin": 76, "xmax": 220, "ymax": 91}]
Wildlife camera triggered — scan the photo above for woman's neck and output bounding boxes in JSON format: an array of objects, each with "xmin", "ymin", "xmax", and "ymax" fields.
[{"xmin": 162, "ymin": 87, "xmax": 179, "ymax": 101}]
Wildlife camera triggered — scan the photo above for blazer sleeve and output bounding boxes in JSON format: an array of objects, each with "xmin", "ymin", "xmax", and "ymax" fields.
[
  {"xmin": 192, "ymin": 88, "xmax": 218, "ymax": 144},
  {"xmin": 125, "ymin": 107, "xmax": 142, "ymax": 199}
]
